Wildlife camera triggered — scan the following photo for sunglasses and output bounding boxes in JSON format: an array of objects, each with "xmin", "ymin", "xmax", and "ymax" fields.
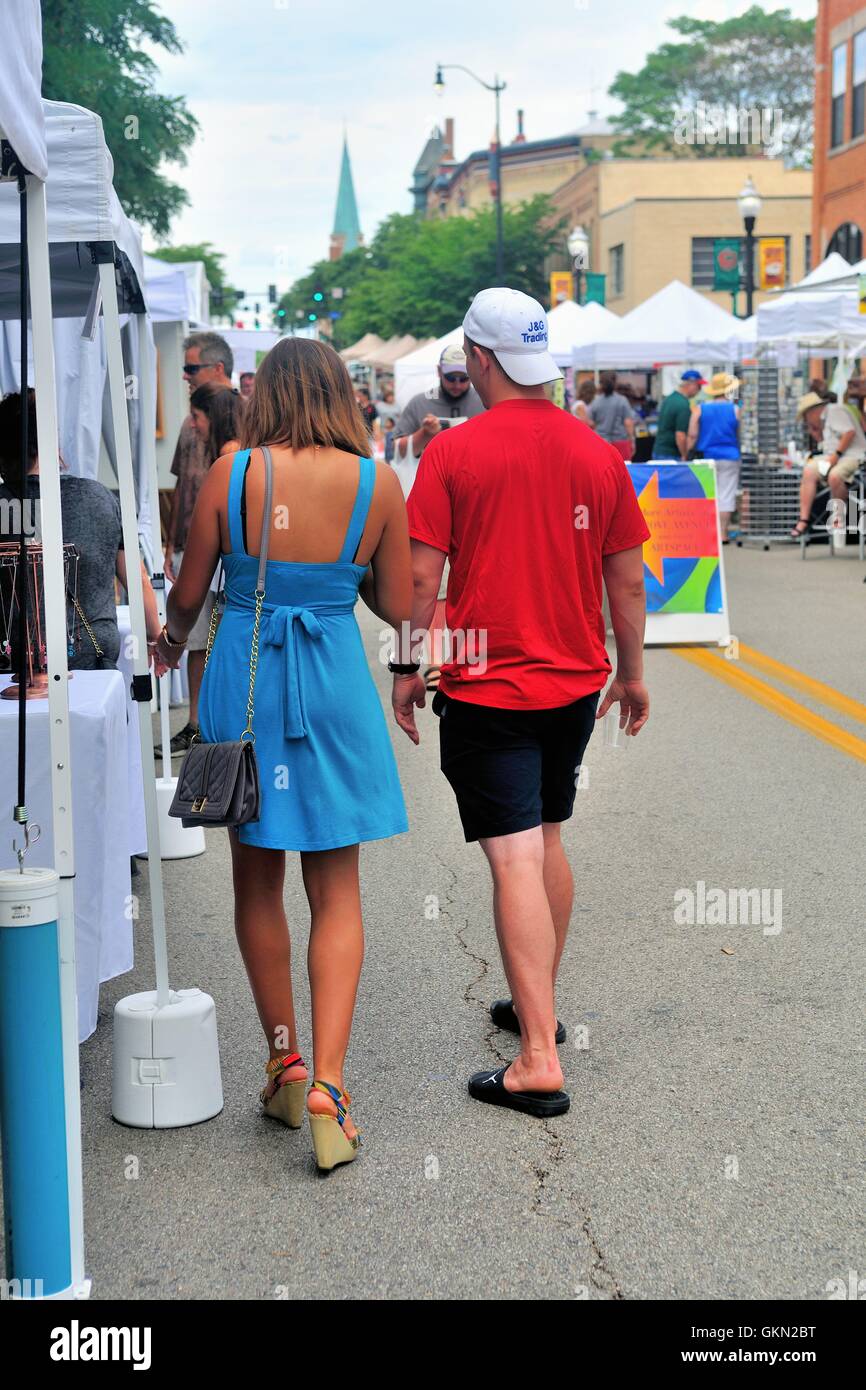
[
  {"xmin": 183, "ymin": 363, "xmax": 205, "ymax": 376},
  {"xmin": 443, "ymin": 373, "xmax": 469, "ymax": 384}
]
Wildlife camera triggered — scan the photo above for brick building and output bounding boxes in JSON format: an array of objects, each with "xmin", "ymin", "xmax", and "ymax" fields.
[{"xmin": 812, "ymin": 0, "xmax": 866, "ymax": 263}]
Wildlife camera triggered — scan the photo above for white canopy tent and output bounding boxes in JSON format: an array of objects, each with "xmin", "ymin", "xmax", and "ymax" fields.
[
  {"xmin": 214, "ymin": 325, "xmax": 281, "ymax": 376},
  {"xmin": 142, "ymin": 253, "xmax": 189, "ymax": 323},
  {"xmin": 756, "ymin": 288, "xmax": 866, "ymax": 355},
  {"xmin": 752, "ymin": 250, "xmax": 863, "ymax": 355},
  {"xmin": 340, "ymin": 332, "xmax": 385, "ymax": 363},
  {"xmin": 548, "ymin": 298, "xmax": 620, "ymax": 366},
  {"xmin": 0, "ymin": 103, "xmax": 155, "ymax": 547},
  {"xmin": 572, "ymin": 280, "xmax": 748, "ymax": 368}
]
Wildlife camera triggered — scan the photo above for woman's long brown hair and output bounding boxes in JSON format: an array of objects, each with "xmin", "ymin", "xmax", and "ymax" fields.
[
  {"xmin": 240, "ymin": 337, "xmax": 370, "ymax": 456},
  {"xmin": 189, "ymin": 382, "xmax": 245, "ymax": 462}
]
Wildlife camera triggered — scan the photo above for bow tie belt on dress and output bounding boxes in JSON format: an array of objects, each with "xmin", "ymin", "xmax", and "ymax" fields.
[{"xmin": 229, "ymin": 598, "xmax": 353, "ymax": 740}]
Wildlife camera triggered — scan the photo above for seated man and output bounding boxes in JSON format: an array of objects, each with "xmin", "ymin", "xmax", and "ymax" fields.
[{"xmin": 791, "ymin": 391, "xmax": 866, "ymax": 538}]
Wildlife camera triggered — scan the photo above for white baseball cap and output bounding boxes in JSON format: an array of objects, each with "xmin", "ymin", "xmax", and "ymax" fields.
[
  {"xmin": 463, "ymin": 287, "xmax": 562, "ymax": 386},
  {"xmin": 439, "ymin": 344, "xmax": 468, "ymax": 375}
]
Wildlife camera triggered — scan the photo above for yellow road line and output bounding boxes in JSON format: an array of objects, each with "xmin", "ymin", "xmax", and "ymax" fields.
[
  {"xmin": 735, "ymin": 642, "xmax": 866, "ymax": 727},
  {"xmin": 676, "ymin": 647, "xmax": 866, "ymax": 765}
]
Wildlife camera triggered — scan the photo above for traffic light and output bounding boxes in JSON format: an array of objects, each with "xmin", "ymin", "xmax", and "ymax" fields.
[
  {"xmin": 308, "ymin": 313, "xmax": 318, "ymax": 322},
  {"xmin": 277, "ymin": 308, "xmax": 286, "ymax": 318},
  {"xmin": 312, "ymin": 289, "xmax": 324, "ymax": 303},
  {"xmin": 268, "ymin": 284, "xmax": 277, "ymax": 304}
]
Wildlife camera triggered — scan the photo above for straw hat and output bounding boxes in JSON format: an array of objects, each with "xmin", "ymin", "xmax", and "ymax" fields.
[
  {"xmin": 796, "ymin": 391, "xmax": 827, "ymax": 418},
  {"xmin": 705, "ymin": 372, "xmax": 740, "ymax": 398}
]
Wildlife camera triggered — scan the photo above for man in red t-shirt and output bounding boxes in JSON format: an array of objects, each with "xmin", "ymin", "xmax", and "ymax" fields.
[{"xmin": 390, "ymin": 287, "xmax": 651, "ymax": 1120}]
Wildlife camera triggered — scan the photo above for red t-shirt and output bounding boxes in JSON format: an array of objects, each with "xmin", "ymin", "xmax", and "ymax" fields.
[{"xmin": 406, "ymin": 398, "xmax": 650, "ymax": 709}]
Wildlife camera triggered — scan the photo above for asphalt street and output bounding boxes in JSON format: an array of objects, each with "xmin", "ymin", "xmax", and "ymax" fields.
[{"xmin": 56, "ymin": 541, "xmax": 866, "ymax": 1298}]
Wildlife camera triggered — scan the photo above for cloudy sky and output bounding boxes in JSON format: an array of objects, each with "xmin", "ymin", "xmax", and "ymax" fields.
[{"xmin": 149, "ymin": 0, "xmax": 816, "ymax": 301}]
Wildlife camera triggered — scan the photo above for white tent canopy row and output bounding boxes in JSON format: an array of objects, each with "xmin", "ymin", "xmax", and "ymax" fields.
[
  {"xmin": 755, "ymin": 253, "xmax": 866, "ymax": 355},
  {"xmin": 572, "ymin": 280, "xmax": 753, "ymax": 369},
  {"xmin": 0, "ymin": 102, "xmax": 152, "ymax": 515},
  {"xmin": 143, "ymin": 254, "xmax": 209, "ymax": 326}
]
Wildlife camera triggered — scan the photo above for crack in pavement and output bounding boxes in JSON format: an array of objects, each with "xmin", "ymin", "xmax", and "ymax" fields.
[{"xmin": 434, "ymin": 846, "xmax": 623, "ymax": 1297}]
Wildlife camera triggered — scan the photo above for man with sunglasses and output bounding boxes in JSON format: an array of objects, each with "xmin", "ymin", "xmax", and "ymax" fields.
[
  {"xmin": 393, "ymin": 344, "xmax": 484, "ymax": 465},
  {"xmin": 158, "ymin": 332, "xmax": 234, "ymax": 758}
]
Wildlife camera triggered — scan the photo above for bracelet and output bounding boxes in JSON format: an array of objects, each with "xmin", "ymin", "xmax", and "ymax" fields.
[
  {"xmin": 388, "ymin": 659, "xmax": 420, "ymax": 675},
  {"xmin": 161, "ymin": 623, "xmax": 186, "ymax": 649}
]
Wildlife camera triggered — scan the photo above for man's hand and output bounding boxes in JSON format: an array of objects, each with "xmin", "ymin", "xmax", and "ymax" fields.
[
  {"xmin": 392, "ymin": 673, "xmax": 427, "ymax": 744},
  {"xmin": 164, "ymin": 546, "xmax": 177, "ymax": 583},
  {"xmin": 596, "ymin": 675, "xmax": 650, "ymax": 735},
  {"xmin": 420, "ymin": 414, "xmax": 442, "ymax": 440}
]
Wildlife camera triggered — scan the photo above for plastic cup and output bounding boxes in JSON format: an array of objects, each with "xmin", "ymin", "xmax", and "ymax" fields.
[{"xmin": 603, "ymin": 707, "xmax": 627, "ymax": 749}]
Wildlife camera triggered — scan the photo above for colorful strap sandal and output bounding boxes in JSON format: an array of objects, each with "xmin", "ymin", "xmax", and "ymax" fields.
[
  {"xmin": 260, "ymin": 1052, "xmax": 307, "ymax": 1129},
  {"xmin": 308, "ymin": 1080, "xmax": 361, "ymax": 1172}
]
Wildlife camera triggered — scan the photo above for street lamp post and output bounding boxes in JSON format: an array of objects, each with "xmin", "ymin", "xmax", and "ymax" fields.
[
  {"xmin": 435, "ymin": 63, "xmax": 507, "ymax": 280},
  {"xmin": 567, "ymin": 225, "xmax": 590, "ymax": 306},
  {"xmin": 737, "ymin": 176, "xmax": 762, "ymax": 318}
]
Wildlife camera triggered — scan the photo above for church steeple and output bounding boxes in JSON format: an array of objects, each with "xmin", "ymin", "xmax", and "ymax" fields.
[{"xmin": 330, "ymin": 136, "xmax": 362, "ymax": 261}]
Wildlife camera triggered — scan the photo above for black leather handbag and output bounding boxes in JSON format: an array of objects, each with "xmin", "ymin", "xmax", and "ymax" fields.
[{"xmin": 169, "ymin": 446, "xmax": 273, "ymax": 829}]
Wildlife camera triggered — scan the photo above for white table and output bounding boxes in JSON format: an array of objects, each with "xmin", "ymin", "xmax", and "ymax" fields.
[{"xmin": 0, "ymin": 671, "xmax": 134, "ymax": 1042}]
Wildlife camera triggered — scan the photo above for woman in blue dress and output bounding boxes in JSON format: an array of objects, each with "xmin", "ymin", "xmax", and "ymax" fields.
[{"xmin": 159, "ymin": 339, "xmax": 412, "ymax": 1171}]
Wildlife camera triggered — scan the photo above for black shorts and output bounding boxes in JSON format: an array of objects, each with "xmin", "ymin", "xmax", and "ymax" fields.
[{"xmin": 432, "ymin": 688, "xmax": 601, "ymax": 843}]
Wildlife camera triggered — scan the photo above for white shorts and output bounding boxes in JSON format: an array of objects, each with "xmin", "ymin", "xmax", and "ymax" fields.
[{"xmin": 715, "ymin": 458, "xmax": 741, "ymax": 513}]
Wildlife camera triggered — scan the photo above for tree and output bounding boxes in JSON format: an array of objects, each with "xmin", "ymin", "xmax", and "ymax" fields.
[
  {"xmin": 41, "ymin": 1, "xmax": 198, "ymax": 236},
  {"xmin": 608, "ymin": 7, "xmax": 815, "ymax": 166},
  {"xmin": 148, "ymin": 243, "xmax": 240, "ymax": 323},
  {"xmin": 279, "ymin": 197, "xmax": 567, "ymax": 349}
]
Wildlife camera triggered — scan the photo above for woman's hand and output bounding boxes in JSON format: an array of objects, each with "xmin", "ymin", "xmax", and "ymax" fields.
[
  {"xmin": 154, "ymin": 625, "xmax": 186, "ymax": 670},
  {"xmin": 148, "ymin": 641, "xmax": 171, "ymax": 678}
]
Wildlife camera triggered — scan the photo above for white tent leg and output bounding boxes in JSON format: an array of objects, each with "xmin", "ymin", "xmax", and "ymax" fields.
[
  {"xmin": 135, "ymin": 315, "xmax": 172, "ymax": 758},
  {"xmin": 99, "ymin": 261, "xmax": 170, "ymax": 1008},
  {"xmin": 26, "ymin": 175, "xmax": 89, "ymax": 1297}
]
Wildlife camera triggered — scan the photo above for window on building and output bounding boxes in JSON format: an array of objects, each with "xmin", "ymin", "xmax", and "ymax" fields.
[
  {"xmin": 853, "ymin": 31, "xmax": 866, "ymax": 139},
  {"xmin": 827, "ymin": 222, "xmax": 863, "ymax": 262},
  {"xmin": 831, "ymin": 42, "xmax": 847, "ymax": 148},
  {"xmin": 804, "ymin": 234, "xmax": 812, "ymax": 274},
  {"xmin": 609, "ymin": 243, "xmax": 624, "ymax": 297}
]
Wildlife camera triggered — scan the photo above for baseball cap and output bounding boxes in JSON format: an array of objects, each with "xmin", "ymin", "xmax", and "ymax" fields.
[
  {"xmin": 439, "ymin": 344, "xmax": 468, "ymax": 376},
  {"xmin": 680, "ymin": 369, "xmax": 706, "ymax": 383},
  {"xmin": 462, "ymin": 287, "xmax": 562, "ymax": 386}
]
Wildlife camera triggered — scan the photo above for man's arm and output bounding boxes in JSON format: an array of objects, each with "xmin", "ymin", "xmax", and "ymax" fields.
[
  {"xmin": 684, "ymin": 404, "xmax": 699, "ymax": 460},
  {"xmin": 390, "ymin": 539, "xmax": 446, "ymax": 744},
  {"xmin": 395, "ymin": 414, "xmax": 442, "ymax": 461},
  {"xmin": 597, "ymin": 544, "xmax": 649, "ymax": 735}
]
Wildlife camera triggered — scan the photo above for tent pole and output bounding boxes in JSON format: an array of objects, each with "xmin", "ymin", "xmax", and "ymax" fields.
[
  {"xmin": 135, "ymin": 315, "xmax": 172, "ymax": 759},
  {"xmin": 98, "ymin": 259, "xmax": 170, "ymax": 1008},
  {"xmin": 25, "ymin": 174, "xmax": 88, "ymax": 1297}
]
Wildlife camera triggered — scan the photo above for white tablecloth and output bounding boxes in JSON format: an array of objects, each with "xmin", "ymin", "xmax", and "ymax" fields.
[{"xmin": 0, "ymin": 671, "xmax": 134, "ymax": 1042}]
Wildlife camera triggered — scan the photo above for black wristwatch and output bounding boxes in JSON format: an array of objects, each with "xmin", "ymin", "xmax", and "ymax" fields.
[{"xmin": 387, "ymin": 659, "xmax": 421, "ymax": 675}]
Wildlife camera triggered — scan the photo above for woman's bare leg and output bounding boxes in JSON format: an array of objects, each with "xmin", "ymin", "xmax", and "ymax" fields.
[
  {"xmin": 301, "ymin": 844, "xmax": 363, "ymax": 1140},
  {"xmin": 228, "ymin": 831, "xmax": 307, "ymax": 1092}
]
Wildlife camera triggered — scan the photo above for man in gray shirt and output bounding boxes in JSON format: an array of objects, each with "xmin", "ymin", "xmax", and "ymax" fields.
[{"xmin": 393, "ymin": 344, "xmax": 485, "ymax": 461}]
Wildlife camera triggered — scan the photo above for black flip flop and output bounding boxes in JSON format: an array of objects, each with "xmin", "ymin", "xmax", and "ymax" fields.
[
  {"xmin": 468, "ymin": 1064, "xmax": 570, "ymax": 1118},
  {"xmin": 490, "ymin": 997, "xmax": 566, "ymax": 1045}
]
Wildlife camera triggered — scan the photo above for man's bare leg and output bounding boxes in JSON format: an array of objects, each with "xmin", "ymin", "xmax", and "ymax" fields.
[
  {"xmin": 479, "ymin": 826, "xmax": 563, "ymax": 1093},
  {"xmin": 542, "ymin": 821, "xmax": 573, "ymax": 984}
]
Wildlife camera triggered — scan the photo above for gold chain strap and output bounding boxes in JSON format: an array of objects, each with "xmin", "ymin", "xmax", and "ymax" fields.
[
  {"xmin": 70, "ymin": 593, "xmax": 104, "ymax": 659},
  {"xmin": 200, "ymin": 587, "xmax": 264, "ymax": 744},
  {"xmin": 242, "ymin": 589, "xmax": 264, "ymax": 742}
]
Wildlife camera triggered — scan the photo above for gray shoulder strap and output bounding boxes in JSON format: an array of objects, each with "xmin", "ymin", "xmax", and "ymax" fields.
[{"xmin": 256, "ymin": 445, "xmax": 274, "ymax": 593}]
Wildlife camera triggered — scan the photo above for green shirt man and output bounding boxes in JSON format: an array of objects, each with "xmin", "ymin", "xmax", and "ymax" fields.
[{"xmin": 653, "ymin": 371, "xmax": 705, "ymax": 459}]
